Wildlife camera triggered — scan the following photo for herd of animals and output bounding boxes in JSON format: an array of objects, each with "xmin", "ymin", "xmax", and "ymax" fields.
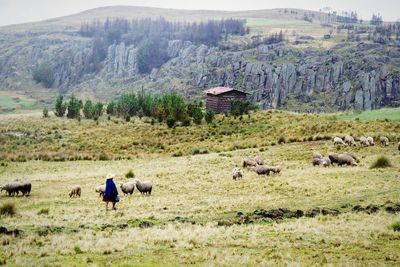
[{"xmin": 0, "ymin": 135, "xmax": 398, "ymax": 198}]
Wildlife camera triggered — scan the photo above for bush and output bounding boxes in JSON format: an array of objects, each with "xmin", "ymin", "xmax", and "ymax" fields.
[
  {"xmin": 192, "ymin": 106, "xmax": 203, "ymax": 125},
  {"xmin": 205, "ymin": 109, "xmax": 215, "ymax": 124},
  {"xmin": 38, "ymin": 208, "xmax": 49, "ymax": 215},
  {"xmin": 125, "ymin": 169, "xmax": 135, "ymax": 178},
  {"xmin": 277, "ymin": 136, "xmax": 286, "ymax": 144},
  {"xmin": 32, "ymin": 62, "xmax": 54, "ymax": 88},
  {"xmin": 74, "ymin": 245, "xmax": 83, "ymax": 254},
  {"xmin": 166, "ymin": 115, "xmax": 175, "ymax": 128},
  {"xmin": 0, "ymin": 203, "xmax": 16, "ymax": 216},
  {"xmin": 83, "ymin": 100, "xmax": 94, "ymax": 119},
  {"xmin": 67, "ymin": 95, "xmax": 81, "ymax": 119},
  {"xmin": 55, "ymin": 95, "xmax": 67, "ymax": 117},
  {"xmin": 370, "ymin": 156, "xmax": 392, "ymax": 169},
  {"xmin": 391, "ymin": 221, "xmax": 400, "ymax": 232},
  {"xmin": 231, "ymin": 100, "xmax": 257, "ymax": 116},
  {"xmin": 42, "ymin": 107, "xmax": 49, "ymax": 118}
]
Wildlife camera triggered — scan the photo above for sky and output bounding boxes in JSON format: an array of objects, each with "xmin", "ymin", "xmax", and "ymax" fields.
[{"xmin": 0, "ymin": 0, "xmax": 399, "ymax": 26}]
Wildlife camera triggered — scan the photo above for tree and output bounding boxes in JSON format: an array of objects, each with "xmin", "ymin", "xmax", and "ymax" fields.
[
  {"xmin": 106, "ymin": 101, "xmax": 115, "ymax": 115},
  {"xmin": 42, "ymin": 106, "xmax": 49, "ymax": 118},
  {"xmin": 83, "ymin": 100, "xmax": 93, "ymax": 119},
  {"xmin": 192, "ymin": 106, "xmax": 203, "ymax": 125},
  {"xmin": 92, "ymin": 102, "xmax": 104, "ymax": 119},
  {"xmin": 32, "ymin": 62, "xmax": 55, "ymax": 88},
  {"xmin": 205, "ymin": 109, "xmax": 215, "ymax": 124},
  {"xmin": 55, "ymin": 95, "xmax": 67, "ymax": 117},
  {"xmin": 67, "ymin": 94, "xmax": 81, "ymax": 119}
]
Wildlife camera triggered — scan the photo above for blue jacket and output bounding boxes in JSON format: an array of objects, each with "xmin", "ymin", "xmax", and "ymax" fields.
[{"xmin": 104, "ymin": 178, "xmax": 119, "ymax": 202}]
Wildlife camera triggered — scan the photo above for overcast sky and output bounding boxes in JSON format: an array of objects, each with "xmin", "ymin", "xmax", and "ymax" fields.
[{"xmin": 0, "ymin": 0, "xmax": 399, "ymax": 26}]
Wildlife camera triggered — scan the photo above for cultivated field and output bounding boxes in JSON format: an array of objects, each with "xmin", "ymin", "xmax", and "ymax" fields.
[{"xmin": 0, "ymin": 110, "xmax": 400, "ymax": 266}]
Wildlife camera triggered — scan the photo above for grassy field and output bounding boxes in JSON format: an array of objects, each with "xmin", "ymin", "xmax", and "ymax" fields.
[
  {"xmin": 245, "ymin": 18, "xmax": 307, "ymax": 26},
  {"xmin": 0, "ymin": 92, "xmax": 38, "ymax": 113},
  {"xmin": 335, "ymin": 108, "xmax": 400, "ymax": 121},
  {"xmin": 0, "ymin": 110, "xmax": 400, "ymax": 266}
]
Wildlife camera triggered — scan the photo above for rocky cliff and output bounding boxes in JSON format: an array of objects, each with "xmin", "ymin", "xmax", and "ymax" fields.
[{"xmin": 0, "ymin": 30, "xmax": 399, "ymax": 111}]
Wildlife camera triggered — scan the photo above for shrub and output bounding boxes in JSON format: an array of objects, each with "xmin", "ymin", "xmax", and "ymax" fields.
[
  {"xmin": 231, "ymin": 100, "xmax": 257, "ymax": 116},
  {"xmin": 67, "ymin": 94, "xmax": 81, "ymax": 119},
  {"xmin": 192, "ymin": 106, "xmax": 203, "ymax": 125},
  {"xmin": 74, "ymin": 245, "xmax": 83, "ymax": 254},
  {"xmin": 106, "ymin": 101, "xmax": 116, "ymax": 115},
  {"xmin": 83, "ymin": 100, "xmax": 93, "ymax": 119},
  {"xmin": 181, "ymin": 112, "xmax": 191, "ymax": 127},
  {"xmin": 125, "ymin": 169, "xmax": 135, "ymax": 178},
  {"xmin": 391, "ymin": 221, "xmax": 400, "ymax": 232},
  {"xmin": 0, "ymin": 203, "xmax": 16, "ymax": 216},
  {"xmin": 98, "ymin": 152, "xmax": 110, "ymax": 161},
  {"xmin": 42, "ymin": 107, "xmax": 49, "ymax": 118},
  {"xmin": 192, "ymin": 148, "xmax": 209, "ymax": 155},
  {"xmin": 205, "ymin": 109, "xmax": 215, "ymax": 124},
  {"xmin": 38, "ymin": 208, "xmax": 49, "ymax": 215},
  {"xmin": 166, "ymin": 115, "xmax": 175, "ymax": 128},
  {"xmin": 55, "ymin": 95, "xmax": 67, "ymax": 117},
  {"xmin": 370, "ymin": 156, "xmax": 392, "ymax": 169},
  {"xmin": 172, "ymin": 151, "xmax": 183, "ymax": 157},
  {"xmin": 277, "ymin": 136, "xmax": 286, "ymax": 144},
  {"xmin": 32, "ymin": 62, "xmax": 54, "ymax": 88}
]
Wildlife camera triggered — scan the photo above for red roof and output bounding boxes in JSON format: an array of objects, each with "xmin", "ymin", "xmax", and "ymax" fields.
[{"xmin": 205, "ymin": 87, "xmax": 247, "ymax": 95}]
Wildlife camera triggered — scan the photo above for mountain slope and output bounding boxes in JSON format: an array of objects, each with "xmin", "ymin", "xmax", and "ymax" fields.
[{"xmin": 0, "ymin": 6, "xmax": 399, "ymax": 113}]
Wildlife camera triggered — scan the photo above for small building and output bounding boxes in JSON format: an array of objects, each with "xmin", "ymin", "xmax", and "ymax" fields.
[{"xmin": 205, "ymin": 87, "xmax": 248, "ymax": 114}]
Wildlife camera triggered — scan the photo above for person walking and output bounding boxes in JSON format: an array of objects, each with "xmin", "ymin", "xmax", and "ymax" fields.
[{"xmin": 103, "ymin": 173, "xmax": 119, "ymax": 210}]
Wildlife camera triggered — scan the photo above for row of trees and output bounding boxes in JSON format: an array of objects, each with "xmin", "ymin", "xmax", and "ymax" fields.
[
  {"xmin": 79, "ymin": 17, "xmax": 248, "ymax": 47},
  {"xmin": 54, "ymin": 95, "xmax": 104, "ymax": 120},
  {"xmin": 107, "ymin": 91, "xmax": 215, "ymax": 127}
]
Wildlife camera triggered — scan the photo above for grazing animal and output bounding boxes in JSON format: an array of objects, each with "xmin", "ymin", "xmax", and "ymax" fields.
[
  {"xmin": 313, "ymin": 157, "xmax": 331, "ymax": 167},
  {"xmin": 344, "ymin": 135, "xmax": 356, "ymax": 146},
  {"xmin": 333, "ymin": 137, "xmax": 347, "ymax": 146},
  {"xmin": 251, "ymin": 165, "xmax": 270, "ymax": 176},
  {"xmin": 95, "ymin": 184, "xmax": 106, "ymax": 197},
  {"xmin": 337, "ymin": 154, "xmax": 357, "ymax": 166},
  {"xmin": 0, "ymin": 183, "xmax": 22, "ymax": 197},
  {"xmin": 360, "ymin": 136, "xmax": 369, "ymax": 147},
  {"xmin": 380, "ymin": 136, "xmax": 389, "ymax": 146},
  {"xmin": 132, "ymin": 179, "xmax": 153, "ymax": 195},
  {"xmin": 366, "ymin": 136, "xmax": 374, "ymax": 146},
  {"xmin": 268, "ymin": 166, "xmax": 281, "ymax": 174},
  {"xmin": 119, "ymin": 182, "xmax": 135, "ymax": 195},
  {"xmin": 312, "ymin": 152, "xmax": 323, "ymax": 159},
  {"xmin": 253, "ymin": 156, "xmax": 265, "ymax": 165},
  {"xmin": 20, "ymin": 182, "xmax": 31, "ymax": 196},
  {"xmin": 69, "ymin": 185, "xmax": 81, "ymax": 198},
  {"xmin": 243, "ymin": 158, "xmax": 257, "ymax": 168},
  {"xmin": 328, "ymin": 153, "xmax": 340, "ymax": 165},
  {"xmin": 232, "ymin": 168, "xmax": 243, "ymax": 180}
]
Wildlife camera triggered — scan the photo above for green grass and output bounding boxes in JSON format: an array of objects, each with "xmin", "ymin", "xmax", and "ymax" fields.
[
  {"xmin": 0, "ymin": 110, "xmax": 400, "ymax": 265},
  {"xmin": 0, "ymin": 94, "xmax": 37, "ymax": 113},
  {"xmin": 335, "ymin": 108, "xmax": 400, "ymax": 121}
]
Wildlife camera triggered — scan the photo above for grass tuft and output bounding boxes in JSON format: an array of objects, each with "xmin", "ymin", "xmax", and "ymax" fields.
[
  {"xmin": 391, "ymin": 221, "xmax": 400, "ymax": 232},
  {"xmin": 37, "ymin": 208, "xmax": 49, "ymax": 215},
  {"xmin": 370, "ymin": 156, "xmax": 392, "ymax": 169},
  {"xmin": 0, "ymin": 203, "xmax": 16, "ymax": 216},
  {"xmin": 125, "ymin": 169, "xmax": 135, "ymax": 178}
]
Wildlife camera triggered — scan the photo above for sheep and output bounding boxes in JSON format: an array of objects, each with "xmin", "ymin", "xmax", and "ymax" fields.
[
  {"xmin": 95, "ymin": 184, "xmax": 106, "ymax": 197},
  {"xmin": 337, "ymin": 154, "xmax": 357, "ymax": 167},
  {"xmin": 132, "ymin": 179, "xmax": 153, "ymax": 195},
  {"xmin": 268, "ymin": 166, "xmax": 281, "ymax": 174},
  {"xmin": 313, "ymin": 157, "xmax": 331, "ymax": 167},
  {"xmin": 360, "ymin": 136, "xmax": 369, "ymax": 147},
  {"xmin": 333, "ymin": 137, "xmax": 347, "ymax": 146},
  {"xmin": 328, "ymin": 153, "xmax": 340, "ymax": 165},
  {"xmin": 312, "ymin": 152, "xmax": 323, "ymax": 159},
  {"xmin": 0, "ymin": 183, "xmax": 22, "ymax": 197},
  {"xmin": 232, "ymin": 168, "xmax": 243, "ymax": 180},
  {"xmin": 69, "ymin": 185, "xmax": 81, "ymax": 198},
  {"xmin": 344, "ymin": 135, "xmax": 356, "ymax": 146},
  {"xmin": 251, "ymin": 165, "xmax": 270, "ymax": 176},
  {"xmin": 243, "ymin": 158, "xmax": 257, "ymax": 168},
  {"xmin": 119, "ymin": 182, "xmax": 135, "ymax": 195},
  {"xmin": 366, "ymin": 136, "xmax": 374, "ymax": 146},
  {"xmin": 380, "ymin": 136, "xmax": 389, "ymax": 146},
  {"xmin": 253, "ymin": 156, "xmax": 265, "ymax": 165},
  {"xmin": 21, "ymin": 182, "xmax": 31, "ymax": 196}
]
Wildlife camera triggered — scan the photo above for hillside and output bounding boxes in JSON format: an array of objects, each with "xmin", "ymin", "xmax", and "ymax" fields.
[{"xmin": 0, "ymin": 6, "xmax": 400, "ymax": 113}]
